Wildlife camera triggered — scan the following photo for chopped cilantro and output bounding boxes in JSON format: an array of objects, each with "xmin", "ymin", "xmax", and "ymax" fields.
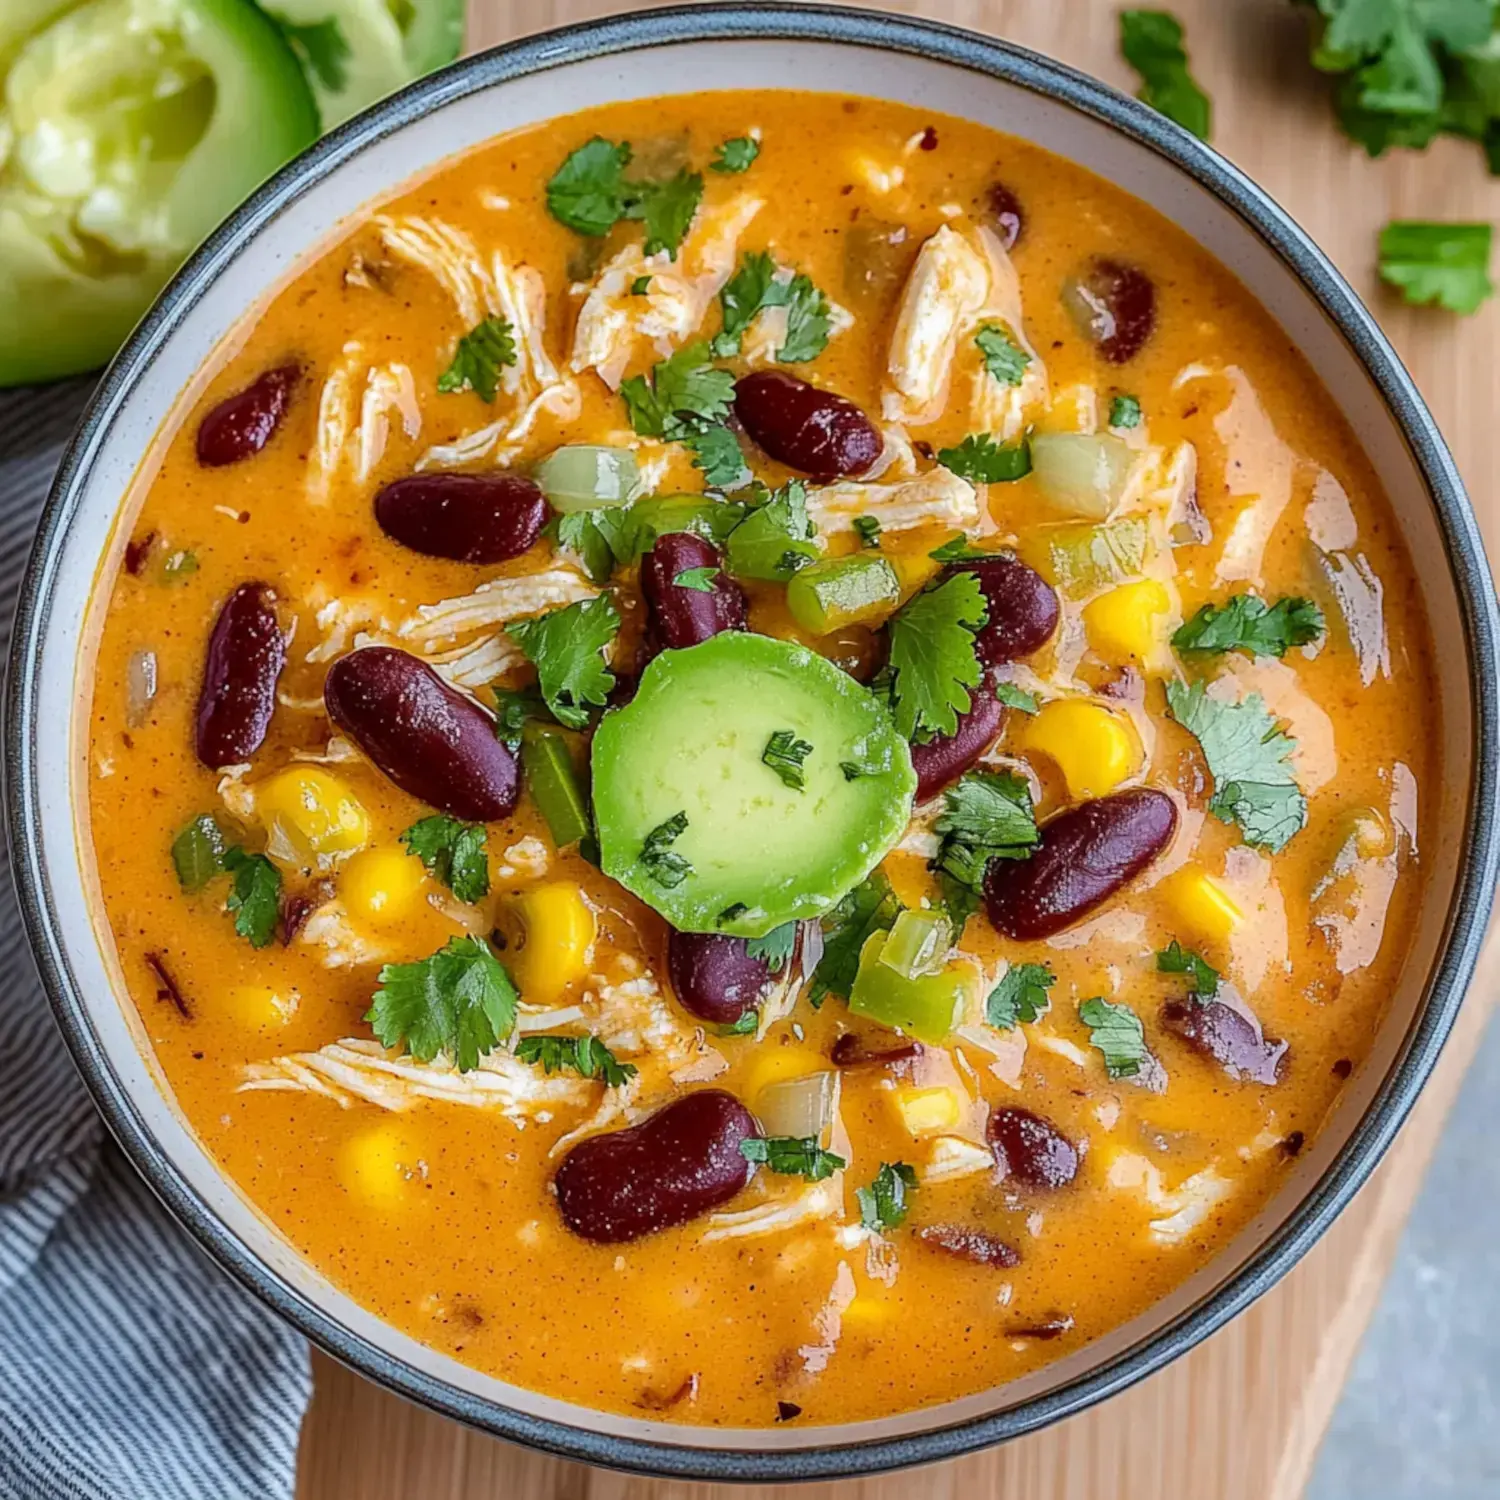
[
  {"xmin": 673, "ymin": 565, "xmax": 719, "ymax": 592},
  {"xmin": 621, "ymin": 341, "xmax": 735, "ymax": 437},
  {"xmin": 491, "ymin": 684, "xmax": 549, "ymax": 751},
  {"xmin": 717, "ymin": 1009, "xmax": 759, "ymax": 1036},
  {"xmin": 1378, "ymin": 221, "xmax": 1494, "ymax": 313},
  {"xmin": 975, "ymin": 323, "xmax": 1030, "ymax": 385},
  {"xmin": 171, "ymin": 814, "xmax": 229, "ymax": 892},
  {"xmin": 712, "ymin": 136, "xmax": 760, "ymax": 173},
  {"xmin": 269, "ymin": 14, "xmax": 350, "ymax": 91},
  {"xmin": 928, "ymin": 535, "xmax": 1000, "ymax": 563},
  {"xmin": 937, "ymin": 433, "xmax": 1032, "ymax": 483},
  {"xmin": 740, "ymin": 1135, "xmax": 847, "ymax": 1181},
  {"xmin": 712, "ymin": 251, "xmax": 789, "ymax": 355},
  {"xmin": 1080, "ymin": 996, "xmax": 1148, "ymax": 1079},
  {"xmin": 222, "ymin": 848, "xmax": 281, "ymax": 949},
  {"xmin": 631, "ymin": 275, "xmax": 652, "ymax": 296},
  {"xmin": 641, "ymin": 811, "xmax": 691, "ymax": 888},
  {"xmin": 516, "ymin": 1033, "xmax": 637, "ymax": 1087},
  {"xmin": 1109, "ymin": 393, "xmax": 1143, "ymax": 428},
  {"xmin": 856, "ymin": 1162, "xmax": 918, "ymax": 1232},
  {"xmin": 778, "ymin": 273, "xmax": 834, "ymax": 363},
  {"xmin": 545, "ymin": 137, "xmax": 634, "ymax": 236},
  {"xmin": 762, "ymin": 730, "xmax": 814, "ymax": 790},
  {"xmin": 1166, "ymin": 679, "xmax": 1308, "ymax": 852},
  {"xmin": 626, "ymin": 168, "xmax": 704, "ymax": 259},
  {"xmin": 724, "ymin": 480, "xmax": 821, "ymax": 580},
  {"xmin": 745, "ymin": 920, "xmax": 798, "ymax": 975},
  {"xmin": 886, "ymin": 572, "xmax": 988, "ymax": 740},
  {"xmin": 368, "ymin": 935, "xmax": 518, "ymax": 1073},
  {"xmin": 853, "ymin": 515, "xmax": 882, "ymax": 548},
  {"xmin": 1173, "ymin": 593, "xmax": 1325, "ymax": 658},
  {"xmin": 507, "ymin": 595, "xmax": 619, "ymax": 730},
  {"xmin": 809, "ymin": 872, "xmax": 901, "ymax": 1007},
  {"xmin": 681, "ymin": 422, "xmax": 749, "ymax": 489},
  {"xmin": 1157, "ymin": 939, "xmax": 1220, "ymax": 996},
  {"xmin": 986, "ymin": 962, "xmax": 1056, "ymax": 1029},
  {"xmin": 934, "ymin": 771, "xmax": 1039, "ymax": 894},
  {"xmin": 550, "ymin": 510, "xmax": 617, "ymax": 584},
  {"xmin": 1120, "ymin": 10, "xmax": 1212, "ymax": 139},
  {"xmin": 400, "ymin": 815, "xmax": 490, "ymax": 904},
  {"xmin": 437, "ymin": 317, "xmax": 516, "ymax": 402},
  {"xmin": 995, "ymin": 680, "xmax": 1039, "ymax": 714},
  {"xmin": 162, "ymin": 550, "xmax": 198, "ymax": 583}
]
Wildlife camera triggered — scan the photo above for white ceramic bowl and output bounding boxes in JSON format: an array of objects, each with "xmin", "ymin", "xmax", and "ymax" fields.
[{"xmin": 9, "ymin": 5, "xmax": 1499, "ymax": 1480}]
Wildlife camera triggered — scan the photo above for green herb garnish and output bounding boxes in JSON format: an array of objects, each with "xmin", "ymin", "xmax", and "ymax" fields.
[
  {"xmin": 400, "ymin": 816, "xmax": 489, "ymax": 904},
  {"xmin": 975, "ymin": 323, "xmax": 1030, "ymax": 385},
  {"xmin": 1079, "ymin": 996, "xmax": 1149, "ymax": 1079},
  {"xmin": 507, "ymin": 596, "xmax": 619, "ymax": 730},
  {"xmin": 544, "ymin": 138, "xmax": 703, "ymax": 257},
  {"xmin": 1173, "ymin": 594, "xmax": 1325, "ymax": 658},
  {"xmin": 1120, "ymin": 10, "xmax": 1212, "ymax": 139},
  {"xmin": 856, "ymin": 1162, "xmax": 918, "ymax": 1232},
  {"xmin": 1156, "ymin": 939, "xmax": 1220, "ymax": 996},
  {"xmin": 491, "ymin": 684, "xmax": 550, "ymax": 752},
  {"xmin": 739, "ymin": 1135, "xmax": 847, "ymax": 1181},
  {"xmin": 995, "ymin": 681, "xmax": 1039, "ymax": 714},
  {"xmin": 1109, "ymin": 393, "xmax": 1143, "ymax": 428},
  {"xmin": 745, "ymin": 921, "xmax": 798, "ymax": 975},
  {"xmin": 673, "ymin": 565, "xmax": 719, "ymax": 592},
  {"xmin": 223, "ymin": 848, "xmax": 281, "ymax": 949},
  {"xmin": 171, "ymin": 814, "xmax": 228, "ymax": 892},
  {"xmin": 437, "ymin": 317, "xmax": 516, "ymax": 402},
  {"xmin": 712, "ymin": 136, "xmax": 760, "ymax": 173},
  {"xmin": 762, "ymin": 729, "xmax": 814, "ymax": 790},
  {"xmin": 1378, "ymin": 221, "xmax": 1494, "ymax": 313},
  {"xmin": 886, "ymin": 572, "xmax": 989, "ymax": 740},
  {"xmin": 937, "ymin": 433, "xmax": 1032, "ymax": 483},
  {"xmin": 853, "ymin": 515, "xmax": 882, "ymax": 548},
  {"xmin": 640, "ymin": 811, "xmax": 691, "ymax": 888},
  {"xmin": 515, "ymin": 1034, "xmax": 637, "ymax": 1087},
  {"xmin": 809, "ymin": 872, "xmax": 901, "ymax": 1007},
  {"xmin": 986, "ymin": 962, "xmax": 1055, "ymax": 1029},
  {"xmin": 934, "ymin": 771, "xmax": 1039, "ymax": 894}
]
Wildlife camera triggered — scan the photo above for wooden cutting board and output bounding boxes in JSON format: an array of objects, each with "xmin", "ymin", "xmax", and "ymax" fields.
[{"xmin": 296, "ymin": 2, "xmax": 1500, "ymax": 1495}]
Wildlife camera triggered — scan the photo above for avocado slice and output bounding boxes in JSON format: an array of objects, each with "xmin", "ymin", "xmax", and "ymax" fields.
[{"xmin": 593, "ymin": 634, "xmax": 916, "ymax": 937}]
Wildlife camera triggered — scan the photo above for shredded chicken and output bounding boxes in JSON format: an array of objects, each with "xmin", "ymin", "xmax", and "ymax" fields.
[
  {"xmin": 919, "ymin": 1135, "xmax": 995, "ymax": 1183},
  {"xmin": 1105, "ymin": 1150, "xmax": 1234, "ymax": 1245},
  {"xmin": 396, "ymin": 567, "xmax": 597, "ymax": 648},
  {"xmin": 702, "ymin": 1178, "xmax": 843, "ymax": 1242},
  {"xmin": 807, "ymin": 468, "xmax": 980, "ymax": 535}
]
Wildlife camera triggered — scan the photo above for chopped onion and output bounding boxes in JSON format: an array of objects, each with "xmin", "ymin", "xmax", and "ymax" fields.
[
  {"xmin": 125, "ymin": 649, "xmax": 157, "ymax": 728},
  {"xmin": 755, "ymin": 1070, "xmax": 841, "ymax": 1143},
  {"xmin": 533, "ymin": 445, "xmax": 642, "ymax": 514},
  {"xmin": 1030, "ymin": 432, "xmax": 1134, "ymax": 520}
]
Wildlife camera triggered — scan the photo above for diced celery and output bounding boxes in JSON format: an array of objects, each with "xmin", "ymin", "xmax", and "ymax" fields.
[
  {"xmin": 1025, "ymin": 517, "xmax": 1149, "ymax": 597},
  {"xmin": 1030, "ymin": 432, "xmax": 1135, "ymax": 519},
  {"xmin": 848, "ymin": 931, "xmax": 969, "ymax": 1044},
  {"xmin": 755, "ymin": 1070, "xmax": 841, "ymax": 1143},
  {"xmin": 520, "ymin": 722, "xmax": 591, "ymax": 848},
  {"xmin": 533, "ymin": 445, "xmax": 641, "ymax": 514},
  {"xmin": 786, "ymin": 554, "xmax": 901, "ymax": 634},
  {"xmin": 878, "ymin": 909, "xmax": 952, "ymax": 980}
]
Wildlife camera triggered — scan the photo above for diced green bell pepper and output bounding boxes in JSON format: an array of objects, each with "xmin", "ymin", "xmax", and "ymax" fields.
[
  {"xmin": 786, "ymin": 554, "xmax": 900, "ymax": 635},
  {"xmin": 520, "ymin": 720, "xmax": 592, "ymax": 849},
  {"xmin": 1023, "ymin": 517, "xmax": 1149, "ymax": 597},
  {"xmin": 848, "ymin": 929, "xmax": 970, "ymax": 1044}
]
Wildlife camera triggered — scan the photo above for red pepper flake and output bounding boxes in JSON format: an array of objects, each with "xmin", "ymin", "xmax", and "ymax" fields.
[
  {"xmin": 280, "ymin": 893, "xmax": 314, "ymax": 947},
  {"xmin": 638, "ymin": 1372, "xmax": 699, "ymax": 1411},
  {"xmin": 1005, "ymin": 1315, "xmax": 1074, "ymax": 1341},
  {"xmin": 124, "ymin": 532, "xmax": 157, "ymax": 576},
  {"xmin": 775, "ymin": 1401, "xmax": 803, "ymax": 1422},
  {"xmin": 916, "ymin": 1224, "xmax": 1019, "ymax": 1268},
  {"xmin": 831, "ymin": 1032, "xmax": 923, "ymax": 1074},
  {"xmin": 919, "ymin": 126, "xmax": 939, "ymax": 151},
  {"xmin": 144, "ymin": 951, "xmax": 192, "ymax": 1020}
]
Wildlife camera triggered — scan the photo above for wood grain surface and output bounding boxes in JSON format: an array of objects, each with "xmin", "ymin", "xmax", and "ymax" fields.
[{"xmin": 296, "ymin": 2, "xmax": 1500, "ymax": 1495}]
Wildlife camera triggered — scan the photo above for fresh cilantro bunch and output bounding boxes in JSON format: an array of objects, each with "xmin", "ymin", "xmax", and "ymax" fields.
[
  {"xmin": 884, "ymin": 572, "xmax": 989, "ymax": 740},
  {"xmin": 368, "ymin": 936, "xmax": 519, "ymax": 1073},
  {"xmin": 620, "ymin": 342, "xmax": 747, "ymax": 487},
  {"xmin": 507, "ymin": 595, "xmax": 620, "ymax": 729},
  {"xmin": 545, "ymin": 137, "xmax": 704, "ymax": 258}
]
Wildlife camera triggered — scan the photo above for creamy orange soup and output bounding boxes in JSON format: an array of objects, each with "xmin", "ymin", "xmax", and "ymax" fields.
[{"xmin": 87, "ymin": 92, "xmax": 1431, "ymax": 1427}]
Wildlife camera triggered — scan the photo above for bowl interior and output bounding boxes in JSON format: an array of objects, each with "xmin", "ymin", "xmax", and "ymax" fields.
[{"xmin": 12, "ymin": 13, "xmax": 1494, "ymax": 1479}]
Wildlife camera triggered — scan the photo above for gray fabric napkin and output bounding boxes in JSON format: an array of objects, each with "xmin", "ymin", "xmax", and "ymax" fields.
[{"xmin": 0, "ymin": 385, "xmax": 312, "ymax": 1500}]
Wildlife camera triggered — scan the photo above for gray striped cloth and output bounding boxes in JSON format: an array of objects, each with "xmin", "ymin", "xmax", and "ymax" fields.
[{"xmin": 0, "ymin": 385, "xmax": 312, "ymax": 1500}]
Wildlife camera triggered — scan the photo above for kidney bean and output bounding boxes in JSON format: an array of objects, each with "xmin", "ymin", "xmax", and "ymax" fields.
[
  {"xmin": 984, "ymin": 788, "xmax": 1178, "ymax": 940},
  {"xmin": 1162, "ymin": 998, "xmax": 1288, "ymax": 1086},
  {"xmin": 323, "ymin": 647, "xmax": 518, "ymax": 820},
  {"xmin": 915, "ymin": 1224, "xmax": 1019, "ymax": 1268},
  {"xmin": 374, "ymin": 473, "xmax": 549, "ymax": 564},
  {"xmin": 641, "ymin": 533, "xmax": 747, "ymax": 649},
  {"xmin": 984, "ymin": 181, "xmax": 1025, "ymax": 250},
  {"xmin": 553, "ymin": 1090, "xmax": 758, "ymax": 1243},
  {"xmin": 1062, "ymin": 258, "xmax": 1156, "ymax": 364},
  {"xmin": 734, "ymin": 371, "xmax": 882, "ymax": 481},
  {"xmin": 667, "ymin": 931, "xmax": 772, "ymax": 1027},
  {"xmin": 196, "ymin": 364, "xmax": 299, "ymax": 467},
  {"xmin": 1005, "ymin": 1315, "xmax": 1074, "ymax": 1340},
  {"xmin": 987, "ymin": 1106, "xmax": 1080, "ymax": 1188},
  {"xmin": 910, "ymin": 681, "xmax": 1006, "ymax": 801},
  {"xmin": 945, "ymin": 556, "xmax": 1059, "ymax": 666},
  {"xmin": 194, "ymin": 583, "xmax": 286, "ymax": 768}
]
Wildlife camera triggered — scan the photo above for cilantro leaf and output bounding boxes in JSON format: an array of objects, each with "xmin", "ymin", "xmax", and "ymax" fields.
[
  {"xmin": 937, "ymin": 433, "xmax": 1032, "ymax": 483},
  {"xmin": 641, "ymin": 811, "xmax": 691, "ymax": 888},
  {"xmin": 762, "ymin": 730, "xmax": 814, "ymax": 790},
  {"xmin": 507, "ymin": 595, "xmax": 620, "ymax": 729},
  {"xmin": 809, "ymin": 872, "xmax": 901, "ymax": 1006},
  {"xmin": 437, "ymin": 317, "xmax": 516, "ymax": 402},
  {"xmin": 717, "ymin": 1009, "xmax": 759, "ymax": 1036},
  {"xmin": 1079, "ymin": 996, "xmax": 1148, "ymax": 1079},
  {"xmin": 711, "ymin": 250, "xmax": 791, "ymax": 356},
  {"xmin": 995, "ymin": 681, "xmax": 1039, "ymax": 714},
  {"xmin": 1120, "ymin": 10, "xmax": 1212, "ymax": 139},
  {"xmin": 1157, "ymin": 939, "xmax": 1220, "ymax": 996},
  {"xmin": 401, "ymin": 815, "xmax": 490, "ymax": 904},
  {"xmin": 546, "ymin": 137, "xmax": 633, "ymax": 236},
  {"xmin": 724, "ymin": 480, "xmax": 821, "ymax": 580},
  {"xmin": 551, "ymin": 510, "xmax": 617, "ymax": 584},
  {"xmin": 491, "ymin": 684, "xmax": 549, "ymax": 752},
  {"xmin": 856, "ymin": 1162, "xmax": 918, "ymax": 1232},
  {"xmin": 222, "ymin": 848, "xmax": 281, "ymax": 949},
  {"xmin": 986, "ymin": 962, "xmax": 1055, "ymax": 1029},
  {"xmin": 368, "ymin": 936, "xmax": 518, "ymax": 1072},
  {"xmin": 886, "ymin": 572, "xmax": 988, "ymax": 740},
  {"xmin": 745, "ymin": 920, "xmax": 798, "ymax": 975},
  {"xmin": 739, "ymin": 1135, "xmax": 846, "ymax": 1181},
  {"xmin": 1173, "ymin": 593, "xmax": 1325, "ymax": 658},
  {"xmin": 268, "ymin": 13, "xmax": 350, "ymax": 91},
  {"xmin": 1165, "ymin": 679, "xmax": 1308, "ymax": 852},
  {"xmin": 681, "ymin": 421, "xmax": 749, "ymax": 488},
  {"xmin": 934, "ymin": 771, "xmax": 1039, "ymax": 893},
  {"xmin": 171, "ymin": 814, "xmax": 228, "ymax": 892},
  {"xmin": 631, "ymin": 275, "xmax": 652, "ymax": 296},
  {"xmin": 1109, "ymin": 393, "xmax": 1143, "ymax": 428},
  {"xmin": 1378, "ymin": 220, "xmax": 1494, "ymax": 313},
  {"xmin": 515, "ymin": 1033, "xmax": 637, "ymax": 1087},
  {"xmin": 975, "ymin": 323, "xmax": 1030, "ymax": 385},
  {"xmin": 854, "ymin": 515, "xmax": 882, "ymax": 548},
  {"xmin": 673, "ymin": 565, "xmax": 719, "ymax": 592},
  {"xmin": 778, "ymin": 273, "xmax": 834, "ymax": 363},
  {"xmin": 928, "ymin": 536, "xmax": 1002, "ymax": 563},
  {"xmin": 624, "ymin": 168, "xmax": 704, "ymax": 259},
  {"xmin": 620, "ymin": 341, "xmax": 736, "ymax": 439},
  {"xmin": 712, "ymin": 136, "xmax": 760, "ymax": 173}
]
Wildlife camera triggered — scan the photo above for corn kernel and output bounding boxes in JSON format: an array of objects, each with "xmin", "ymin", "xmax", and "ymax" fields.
[
  {"xmin": 508, "ymin": 883, "xmax": 596, "ymax": 1004},
  {"xmin": 893, "ymin": 1085, "xmax": 962, "ymax": 1137},
  {"xmin": 740, "ymin": 1045, "xmax": 827, "ymax": 1105},
  {"xmin": 257, "ymin": 767, "xmax": 369, "ymax": 866},
  {"xmin": 841, "ymin": 1293, "xmax": 895, "ymax": 1331},
  {"xmin": 339, "ymin": 1124, "xmax": 414, "ymax": 1208},
  {"xmin": 1023, "ymin": 699, "xmax": 1143, "ymax": 799},
  {"xmin": 341, "ymin": 846, "xmax": 427, "ymax": 927},
  {"xmin": 228, "ymin": 984, "xmax": 296, "ymax": 1029},
  {"xmin": 888, "ymin": 549, "xmax": 941, "ymax": 599},
  {"xmin": 1083, "ymin": 579, "xmax": 1174, "ymax": 668},
  {"xmin": 1160, "ymin": 865, "xmax": 1243, "ymax": 947}
]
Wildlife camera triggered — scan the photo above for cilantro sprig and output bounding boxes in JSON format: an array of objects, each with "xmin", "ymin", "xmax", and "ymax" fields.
[
  {"xmin": 1157, "ymin": 939, "xmax": 1220, "ymax": 997},
  {"xmin": 711, "ymin": 251, "xmax": 834, "ymax": 362},
  {"xmin": 986, "ymin": 962, "xmax": 1055, "ymax": 1030},
  {"xmin": 544, "ymin": 137, "xmax": 704, "ymax": 258},
  {"xmin": 809, "ymin": 872, "xmax": 901, "ymax": 1007},
  {"xmin": 224, "ymin": 848, "xmax": 281, "ymax": 949},
  {"xmin": 368, "ymin": 935, "xmax": 519, "ymax": 1072},
  {"xmin": 1079, "ymin": 996, "xmax": 1149, "ymax": 1079},
  {"xmin": 1378, "ymin": 221, "xmax": 1494, "ymax": 313},
  {"xmin": 515, "ymin": 1033, "xmax": 637, "ymax": 1087},
  {"xmin": 934, "ymin": 771, "xmax": 1039, "ymax": 895},
  {"xmin": 401, "ymin": 816, "xmax": 489, "ymax": 904},
  {"xmin": 724, "ymin": 480, "xmax": 821, "ymax": 580},
  {"xmin": 1173, "ymin": 593, "xmax": 1325, "ymax": 658},
  {"xmin": 885, "ymin": 572, "xmax": 989, "ymax": 740},
  {"xmin": 746, "ymin": 921, "xmax": 798, "ymax": 974},
  {"xmin": 507, "ymin": 596, "xmax": 620, "ymax": 729},
  {"xmin": 975, "ymin": 323, "xmax": 1030, "ymax": 385},
  {"xmin": 1120, "ymin": 10, "xmax": 1212, "ymax": 139},
  {"xmin": 437, "ymin": 317, "xmax": 516, "ymax": 402},
  {"xmin": 856, "ymin": 1162, "xmax": 918, "ymax": 1232},
  {"xmin": 937, "ymin": 433, "xmax": 1032, "ymax": 484},
  {"xmin": 740, "ymin": 1135, "xmax": 847, "ymax": 1181},
  {"xmin": 620, "ymin": 342, "xmax": 746, "ymax": 486},
  {"xmin": 712, "ymin": 136, "xmax": 760, "ymax": 173}
]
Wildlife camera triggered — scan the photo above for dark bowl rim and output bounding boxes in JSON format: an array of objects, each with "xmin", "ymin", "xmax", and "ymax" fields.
[{"xmin": 7, "ymin": 1, "xmax": 1499, "ymax": 1482}]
